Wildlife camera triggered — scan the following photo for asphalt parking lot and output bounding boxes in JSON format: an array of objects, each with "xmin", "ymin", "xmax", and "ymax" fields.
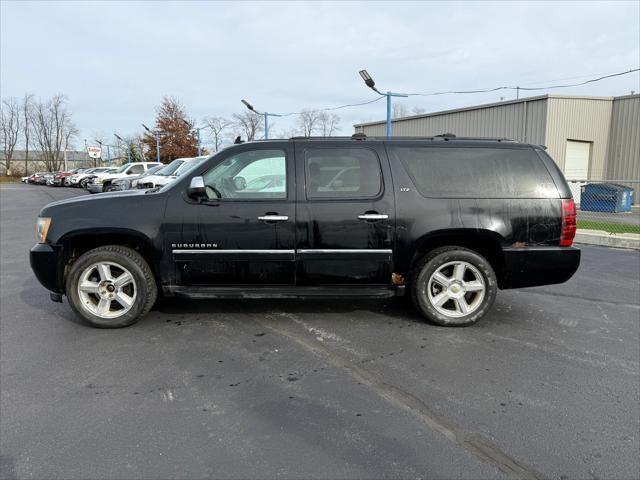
[{"xmin": 1, "ymin": 184, "xmax": 639, "ymax": 480}]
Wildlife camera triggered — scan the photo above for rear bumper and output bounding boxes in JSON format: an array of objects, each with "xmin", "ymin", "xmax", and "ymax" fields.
[
  {"xmin": 30, "ymin": 243, "xmax": 64, "ymax": 294},
  {"xmin": 499, "ymin": 246, "xmax": 580, "ymax": 289}
]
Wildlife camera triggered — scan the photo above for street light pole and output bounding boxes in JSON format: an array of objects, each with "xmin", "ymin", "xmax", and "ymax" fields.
[
  {"xmin": 359, "ymin": 70, "xmax": 409, "ymax": 138},
  {"xmin": 264, "ymin": 112, "xmax": 269, "ymax": 140},
  {"xmin": 181, "ymin": 120, "xmax": 203, "ymax": 156},
  {"xmin": 241, "ymin": 99, "xmax": 281, "ymax": 140},
  {"xmin": 114, "ymin": 134, "xmax": 131, "ymax": 163},
  {"xmin": 142, "ymin": 124, "xmax": 163, "ymax": 163}
]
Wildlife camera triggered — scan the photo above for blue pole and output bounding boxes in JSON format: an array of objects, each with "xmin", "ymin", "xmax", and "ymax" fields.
[
  {"xmin": 196, "ymin": 128, "xmax": 202, "ymax": 156},
  {"xmin": 156, "ymin": 133, "xmax": 160, "ymax": 163},
  {"xmin": 386, "ymin": 92, "xmax": 392, "ymax": 138},
  {"xmin": 264, "ymin": 112, "xmax": 269, "ymax": 140}
]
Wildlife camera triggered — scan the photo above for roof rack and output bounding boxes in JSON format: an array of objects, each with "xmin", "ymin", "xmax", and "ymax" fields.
[{"xmin": 288, "ymin": 135, "xmax": 518, "ymax": 143}]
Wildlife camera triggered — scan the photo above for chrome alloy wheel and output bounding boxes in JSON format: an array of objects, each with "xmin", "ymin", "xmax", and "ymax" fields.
[
  {"xmin": 77, "ymin": 261, "xmax": 137, "ymax": 319},
  {"xmin": 426, "ymin": 261, "xmax": 486, "ymax": 318}
]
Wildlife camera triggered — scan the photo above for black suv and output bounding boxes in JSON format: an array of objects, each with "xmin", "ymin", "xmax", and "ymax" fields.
[{"xmin": 30, "ymin": 136, "xmax": 580, "ymax": 328}]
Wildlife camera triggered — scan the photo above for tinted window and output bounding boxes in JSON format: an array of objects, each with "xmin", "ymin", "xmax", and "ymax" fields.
[
  {"xmin": 129, "ymin": 164, "xmax": 145, "ymax": 175},
  {"xmin": 305, "ymin": 148, "xmax": 382, "ymax": 199},
  {"xmin": 390, "ymin": 146, "xmax": 557, "ymax": 198},
  {"xmin": 202, "ymin": 149, "xmax": 286, "ymax": 200}
]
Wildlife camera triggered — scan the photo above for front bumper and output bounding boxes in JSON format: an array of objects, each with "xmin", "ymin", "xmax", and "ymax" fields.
[
  {"xmin": 30, "ymin": 243, "xmax": 64, "ymax": 294},
  {"xmin": 499, "ymin": 246, "xmax": 581, "ymax": 289},
  {"xmin": 87, "ymin": 183, "xmax": 103, "ymax": 193},
  {"xmin": 111, "ymin": 182, "xmax": 130, "ymax": 191}
]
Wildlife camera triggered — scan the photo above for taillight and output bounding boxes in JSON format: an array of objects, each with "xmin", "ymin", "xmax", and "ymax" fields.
[{"xmin": 560, "ymin": 198, "xmax": 576, "ymax": 246}]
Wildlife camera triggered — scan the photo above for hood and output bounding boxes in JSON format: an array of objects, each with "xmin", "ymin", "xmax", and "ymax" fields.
[{"xmin": 41, "ymin": 188, "xmax": 151, "ymax": 212}]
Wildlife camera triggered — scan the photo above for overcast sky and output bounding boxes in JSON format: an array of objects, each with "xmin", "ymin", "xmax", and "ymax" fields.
[{"xmin": 1, "ymin": 0, "xmax": 639, "ymax": 148}]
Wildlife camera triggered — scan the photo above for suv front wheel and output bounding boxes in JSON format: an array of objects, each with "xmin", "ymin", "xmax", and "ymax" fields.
[
  {"xmin": 66, "ymin": 245, "xmax": 157, "ymax": 328},
  {"xmin": 411, "ymin": 247, "xmax": 497, "ymax": 326}
]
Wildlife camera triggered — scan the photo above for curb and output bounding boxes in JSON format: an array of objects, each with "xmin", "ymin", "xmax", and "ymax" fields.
[{"xmin": 575, "ymin": 229, "xmax": 640, "ymax": 250}]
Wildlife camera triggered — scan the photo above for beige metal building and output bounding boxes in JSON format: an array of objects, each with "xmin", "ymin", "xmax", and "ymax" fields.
[{"xmin": 354, "ymin": 94, "xmax": 639, "ymax": 182}]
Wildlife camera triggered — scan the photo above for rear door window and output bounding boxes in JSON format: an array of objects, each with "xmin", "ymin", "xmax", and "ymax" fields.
[
  {"xmin": 389, "ymin": 146, "xmax": 557, "ymax": 198},
  {"xmin": 305, "ymin": 147, "xmax": 382, "ymax": 199}
]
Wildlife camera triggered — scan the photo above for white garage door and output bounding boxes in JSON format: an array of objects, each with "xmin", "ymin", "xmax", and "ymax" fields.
[{"xmin": 564, "ymin": 140, "xmax": 591, "ymax": 204}]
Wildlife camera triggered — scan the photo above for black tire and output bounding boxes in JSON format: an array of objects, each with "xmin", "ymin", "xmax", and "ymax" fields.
[
  {"xmin": 103, "ymin": 183, "xmax": 112, "ymax": 192},
  {"xmin": 410, "ymin": 246, "xmax": 497, "ymax": 327},
  {"xmin": 65, "ymin": 245, "xmax": 157, "ymax": 328}
]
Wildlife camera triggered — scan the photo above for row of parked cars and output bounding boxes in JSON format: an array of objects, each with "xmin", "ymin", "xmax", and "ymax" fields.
[{"xmin": 23, "ymin": 156, "xmax": 208, "ymax": 193}]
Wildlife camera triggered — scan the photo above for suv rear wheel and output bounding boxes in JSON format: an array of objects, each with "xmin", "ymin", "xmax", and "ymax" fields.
[
  {"xmin": 411, "ymin": 247, "xmax": 497, "ymax": 326},
  {"xmin": 66, "ymin": 246, "xmax": 157, "ymax": 328}
]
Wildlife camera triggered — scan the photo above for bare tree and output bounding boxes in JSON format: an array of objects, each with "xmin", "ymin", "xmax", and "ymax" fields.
[
  {"xmin": 317, "ymin": 112, "xmax": 341, "ymax": 136},
  {"xmin": 232, "ymin": 111, "xmax": 264, "ymax": 141},
  {"xmin": 29, "ymin": 94, "xmax": 78, "ymax": 172},
  {"xmin": 1, "ymin": 97, "xmax": 21, "ymax": 175},
  {"xmin": 23, "ymin": 94, "xmax": 34, "ymax": 175},
  {"xmin": 203, "ymin": 116, "xmax": 231, "ymax": 151},
  {"xmin": 392, "ymin": 103, "xmax": 409, "ymax": 119},
  {"xmin": 296, "ymin": 109, "xmax": 322, "ymax": 136}
]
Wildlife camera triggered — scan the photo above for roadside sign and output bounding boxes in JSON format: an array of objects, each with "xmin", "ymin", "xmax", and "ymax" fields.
[{"xmin": 86, "ymin": 146, "xmax": 102, "ymax": 159}]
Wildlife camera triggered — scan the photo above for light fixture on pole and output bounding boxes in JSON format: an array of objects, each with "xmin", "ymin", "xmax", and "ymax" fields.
[
  {"xmin": 142, "ymin": 123, "xmax": 164, "ymax": 163},
  {"xmin": 241, "ymin": 99, "xmax": 281, "ymax": 140},
  {"xmin": 96, "ymin": 140, "xmax": 112, "ymax": 166},
  {"xmin": 114, "ymin": 133, "xmax": 131, "ymax": 163},
  {"xmin": 358, "ymin": 69, "xmax": 408, "ymax": 138},
  {"xmin": 181, "ymin": 119, "xmax": 203, "ymax": 157}
]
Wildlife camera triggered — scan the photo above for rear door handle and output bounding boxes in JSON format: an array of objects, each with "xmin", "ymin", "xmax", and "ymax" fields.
[
  {"xmin": 357, "ymin": 213, "xmax": 388, "ymax": 221},
  {"xmin": 258, "ymin": 215, "xmax": 289, "ymax": 222}
]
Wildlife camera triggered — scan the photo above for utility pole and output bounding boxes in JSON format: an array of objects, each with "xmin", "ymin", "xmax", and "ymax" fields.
[
  {"xmin": 115, "ymin": 134, "xmax": 131, "ymax": 163},
  {"xmin": 181, "ymin": 120, "xmax": 203, "ymax": 156},
  {"xmin": 142, "ymin": 124, "xmax": 165, "ymax": 163},
  {"xmin": 358, "ymin": 70, "xmax": 408, "ymax": 137},
  {"xmin": 241, "ymin": 99, "xmax": 281, "ymax": 140}
]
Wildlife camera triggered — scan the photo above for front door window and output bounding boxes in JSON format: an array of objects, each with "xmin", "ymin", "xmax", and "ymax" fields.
[{"xmin": 202, "ymin": 149, "xmax": 286, "ymax": 200}]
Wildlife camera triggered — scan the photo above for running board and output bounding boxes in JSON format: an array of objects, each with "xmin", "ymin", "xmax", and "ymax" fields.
[{"xmin": 164, "ymin": 285, "xmax": 405, "ymax": 299}]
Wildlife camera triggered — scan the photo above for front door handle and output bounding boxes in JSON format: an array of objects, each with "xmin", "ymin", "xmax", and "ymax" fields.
[
  {"xmin": 358, "ymin": 213, "xmax": 388, "ymax": 221},
  {"xmin": 258, "ymin": 215, "xmax": 289, "ymax": 222}
]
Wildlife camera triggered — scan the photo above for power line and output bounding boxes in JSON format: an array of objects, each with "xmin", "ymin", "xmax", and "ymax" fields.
[
  {"xmin": 517, "ymin": 68, "xmax": 639, "ymax": 91},
  {"xmin": 277, "ymin": 95, "xmax": 385, "ymax": 117},
  {"xmin": 242, "ymin": 67, "xmax": 639, "ymax": 119},
  {"xmin": 405, "ymin": 67, "xmax": 639, "ymax": 97}
]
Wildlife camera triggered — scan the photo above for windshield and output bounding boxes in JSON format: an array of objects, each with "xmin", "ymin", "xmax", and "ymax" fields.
[
  {"xmin": 174, "ymin": 157, "xmax": 207, "ymax": 177},
  {"xmin": 156, "ymin": 159, "xmax": 185, "ymax": 176},
  {"xmin": 113, "ymin": 164, "xmax": 130, "ymax": 174},
  {"xmin": 140, "ymin": 164, "xmax": 164, "ymax": 177}
]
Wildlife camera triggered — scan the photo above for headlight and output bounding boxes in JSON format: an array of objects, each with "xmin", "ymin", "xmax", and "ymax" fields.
[{"xmin": 35, "ymin": 217, "xmax": 52, "ymax": 243}]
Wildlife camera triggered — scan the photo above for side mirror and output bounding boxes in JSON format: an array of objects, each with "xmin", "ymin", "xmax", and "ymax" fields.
[{"xmin": 187, "ymin": 176, "xmax": 206, "ymax": 199}]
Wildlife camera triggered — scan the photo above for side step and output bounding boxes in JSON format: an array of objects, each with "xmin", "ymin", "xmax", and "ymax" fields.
[{"xmin": 164, "ymin": 285, "xmax": 405, "ymax": 299}]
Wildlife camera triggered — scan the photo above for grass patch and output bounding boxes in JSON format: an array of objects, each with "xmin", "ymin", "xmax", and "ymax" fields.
[
  {"xmin": 0, "ymin": 176, "xmax": 21, "ymax": 183},
  {"xmin": 577, "ymin": 219, "xmax": 640, "ymax": 234}
]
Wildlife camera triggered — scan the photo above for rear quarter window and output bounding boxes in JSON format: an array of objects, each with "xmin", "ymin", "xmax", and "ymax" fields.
[{"xmin": 390, "ymin": 146, "xmax": 558, "ymax": 198}]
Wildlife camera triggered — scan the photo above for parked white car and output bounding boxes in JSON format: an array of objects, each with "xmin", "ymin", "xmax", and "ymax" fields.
[
  {"xmin": 89, "ymin": 162, "xmax": 162, "ymax": 193},
  {"xmin": 87, "ymin": 162, "xmax": 160, "ymax": 193},
  {"xmin": 69, "ymin": 167, "xmax": 112, "ymax": 187},
  {"xmin": 136, "ymin": 156, "xmax": 207, "ymax": 189}
]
